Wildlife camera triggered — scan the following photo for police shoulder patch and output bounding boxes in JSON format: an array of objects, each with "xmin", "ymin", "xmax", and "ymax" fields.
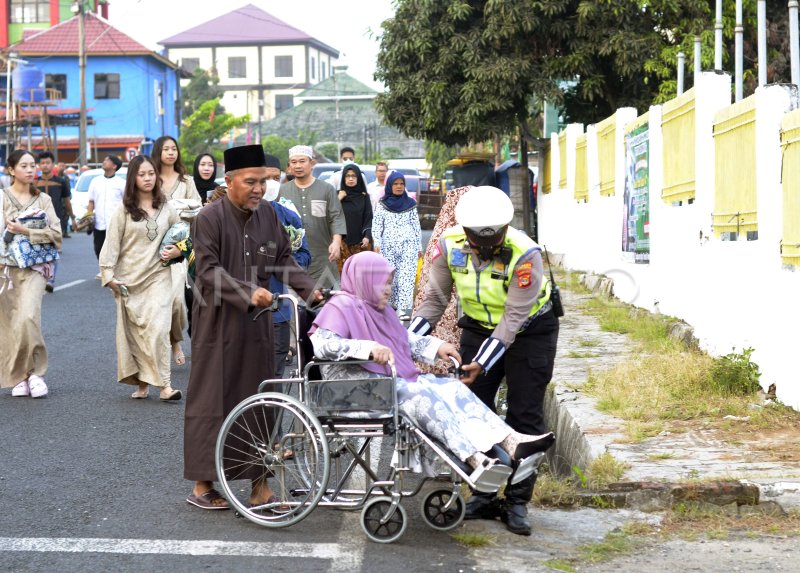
[{"xmin": 516, "ymin": 262, "xmax": 533, "ymax": 288}]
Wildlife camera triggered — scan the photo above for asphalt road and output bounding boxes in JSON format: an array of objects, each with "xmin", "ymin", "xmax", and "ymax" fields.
[
  {"xmin": 0, "ymin": 232, "xmax": 473, "ymax": 573},
  {"xmin": 4, "ymin": 232, "xmax": 797, "ymax": 573}
]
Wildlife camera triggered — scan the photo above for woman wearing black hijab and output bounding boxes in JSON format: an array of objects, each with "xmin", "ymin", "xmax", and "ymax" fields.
[
  {"xmin": 193, "ymin": 153, "xmax": 218, "ymax": 205},
  {"xmin": 337, "ymin": 163, "xmax": 373, "ymax": 271}
]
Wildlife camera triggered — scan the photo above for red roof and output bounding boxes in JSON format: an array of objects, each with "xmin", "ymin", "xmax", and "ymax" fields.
[
  {"xmin": 30, "ymin": 136, "xmax": 143, "ymax": 150},
  {"xmin": 10, "ymin": 12, "xmax": 175, "ymax": 67},
  {"xmin": 159, "ymin": 3, "xmax": 338, "ymax": 56}
]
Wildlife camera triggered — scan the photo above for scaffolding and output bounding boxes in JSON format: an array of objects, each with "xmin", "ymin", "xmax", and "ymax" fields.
[{"xmin": 0, "ymin": 86, "xmax": 63, "ymax": 155}]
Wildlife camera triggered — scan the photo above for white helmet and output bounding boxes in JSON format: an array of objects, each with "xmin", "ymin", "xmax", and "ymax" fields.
[{"xmin": 455, "ymin": 186, "xmax": 514, "ymax": 248}]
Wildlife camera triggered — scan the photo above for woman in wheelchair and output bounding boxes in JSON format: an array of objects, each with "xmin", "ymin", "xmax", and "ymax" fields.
[{"xmin": 309, "ymin": 251, "xmax": 554, "ymax": 485}]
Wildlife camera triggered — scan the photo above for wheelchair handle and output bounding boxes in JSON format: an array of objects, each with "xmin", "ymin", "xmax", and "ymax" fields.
[{"xmin": 251, "ymin": 289, "xmax": 335, "ymax": 322}]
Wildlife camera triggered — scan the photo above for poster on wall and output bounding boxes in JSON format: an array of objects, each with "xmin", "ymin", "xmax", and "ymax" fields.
[{"xmin": 622, "ymin": 123, "xmax": 650, "ymax": 264}]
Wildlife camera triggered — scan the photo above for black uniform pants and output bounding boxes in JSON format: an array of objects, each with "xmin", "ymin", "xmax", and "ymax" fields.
[
  {"xmin": 458, "ymin": 310, "xmax": 559, "ymax": 437},
  {"xmin": 93, "ymin": 230, "xmax": 106, "ymax": 259}
]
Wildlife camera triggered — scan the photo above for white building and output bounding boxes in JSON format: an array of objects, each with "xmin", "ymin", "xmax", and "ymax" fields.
[{"xmin": 159, "ymin": 3, "xmax": 338, "ymax": 122}]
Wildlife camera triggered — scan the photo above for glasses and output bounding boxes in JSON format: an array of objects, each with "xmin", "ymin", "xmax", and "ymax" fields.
[{"xmin": 344, "ymin": 173, "xmax": 358, "ymax": 179}]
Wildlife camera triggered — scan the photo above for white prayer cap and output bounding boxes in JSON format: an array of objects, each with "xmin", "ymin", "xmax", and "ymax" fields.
[{"xmin": 288, "ymin": 145, "xmax": 314, "ymax": 159}]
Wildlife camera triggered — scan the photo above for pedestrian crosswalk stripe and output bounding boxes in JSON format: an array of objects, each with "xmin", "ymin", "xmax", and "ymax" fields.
[
  {"xmin": 53, "ymin": 280, "xmax": 85, "ymax": 292},
  {"xmin": 0, "ymin": 537, "xmax": 354, "ymax": 561}
]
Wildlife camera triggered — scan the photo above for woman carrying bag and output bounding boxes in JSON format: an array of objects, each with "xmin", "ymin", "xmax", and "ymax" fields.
[{"xmin": 0, "ymin": 149, "xmax": 62, "ymax": 398}]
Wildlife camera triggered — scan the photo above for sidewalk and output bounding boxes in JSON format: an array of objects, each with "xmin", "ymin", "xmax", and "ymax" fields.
[{"xmin": 543, "ymin": 258, "xmax": 800, "ymax": 514}]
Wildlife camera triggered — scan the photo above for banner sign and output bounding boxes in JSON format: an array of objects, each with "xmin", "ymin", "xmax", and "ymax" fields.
[{"xmin": 622, "ymin": 123, "xmax": 650, "ymax": 264}]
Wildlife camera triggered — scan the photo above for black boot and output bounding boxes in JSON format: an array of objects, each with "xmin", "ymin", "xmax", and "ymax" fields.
[
  {"xmin": 464, "ymin": 492, "xmax": 502, "ymax": 521},
  {"xmin": 501, "ymin": 475, "xmax": 535, "ymax": 536}
]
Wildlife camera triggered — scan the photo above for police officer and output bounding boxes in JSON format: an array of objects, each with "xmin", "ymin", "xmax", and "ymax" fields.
[{"xmin": 410, "ymin": 186, "xmax": 558, "ymax": 536}]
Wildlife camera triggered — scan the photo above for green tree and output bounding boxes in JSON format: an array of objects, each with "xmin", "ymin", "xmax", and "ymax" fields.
[
  {"xmin": 261, "ymin": 132, "xmax": 317, "ymax": 169},
  {"xmin": 181, "ymin": 68, "xmax": 225, "ymax": 118},
  {"xmin": 375, "ymin": 1, "xmax": 716, "ymax": 140},
  {"xmin": 425, "ymin": 140, "xmax": 459, "ymax": 179},
  {"xmin": 179, "ymin": 98, "xmax": 249, "ymax": 167}
]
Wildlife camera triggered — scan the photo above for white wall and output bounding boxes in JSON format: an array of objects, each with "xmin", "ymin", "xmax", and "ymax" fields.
[
  {"xmin": 261, "ymin": 45, "xmax": 306, "ymax": 85},
  {"xmin": 539, "ymin": 74, "xmax": 800, "ymax": 411},
  {"xmin": 216, "ymin": 46, "xmax": 259, "ymax": 85}
]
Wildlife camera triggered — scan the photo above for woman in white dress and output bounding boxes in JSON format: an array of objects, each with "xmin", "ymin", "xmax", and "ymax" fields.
[
  {"xmin": 151, "ymin": 136, "xmax": 201, "ymax": 365},
  {"xmin": 0, "ymin": 149, "xmax": 62, "ymax": 398},
  {"xmin": 99, "ymin": 155, "xmax": 183, "ymax": 401},
  {"xmin": 309, "ymin": 251, "xmax": 554, "ymax": 480},
  {"xmin": 372, "ymin": 172, "xmax": 421, "ymax": 320}
]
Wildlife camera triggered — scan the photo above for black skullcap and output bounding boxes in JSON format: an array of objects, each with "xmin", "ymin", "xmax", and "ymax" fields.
[
  {"xmin": 223, "ymin": 144, "xmax": 266, "ymax": 172},
  {"xmin": 264, "ymin": 153, "xmax": 281, "ymax": 169}
]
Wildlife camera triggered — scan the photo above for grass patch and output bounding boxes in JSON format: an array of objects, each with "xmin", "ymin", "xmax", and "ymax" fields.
[
  {"xmin": 646, "ymin": 452, "xmax": 676, "ymax": 461},
  {"xmin": 586, "ymin": 453, "xmax": 629, "ymax": 488},
  {"xmin": 566, "ymin": 350, "xmax": 601, "ymax": 358},
  {"xmin": 661, "ymin": 501, "xmax": 800, "ymax": 538},
  {"xmin": 543, "ymin": 559, "xmax": 577, "ymax": 572},
  {"xmin": 578, "ymin": 531, "xmax": 636, "ymax": 563},
  {"xmin": 577, "ymin": 337, "xmax": 601, "ymax": 348},
  {"xmin": 580, "ymin": 298, "xmax": 682, "ymax": 353},
  {"xmin": 450, "ymin": 532, "xmax": 495, "ymax": 547},
  {"xmin": 583, "ymin": 348, "xmax": 800, "ymax": 430},
  {"xmin": 533, "ymin": 465, "xmax": 580, "ymax": 506}
]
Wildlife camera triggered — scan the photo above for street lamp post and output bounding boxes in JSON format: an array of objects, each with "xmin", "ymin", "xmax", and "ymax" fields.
[
  {"xmin": 332, "ymin": 64, "xmax": 348, "ymax": 156},
  {"xmin": 73, "ymin": 1, "xmax": 87, "ymax": 166}
]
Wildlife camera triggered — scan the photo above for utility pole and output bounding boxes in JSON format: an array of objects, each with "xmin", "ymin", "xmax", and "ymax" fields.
[{"xmin": 76, "ymin": 1, "xmax": 87, "ymax": 166}]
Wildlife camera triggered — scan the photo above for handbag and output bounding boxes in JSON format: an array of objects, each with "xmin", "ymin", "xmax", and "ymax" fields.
[
  {"xmin": 543, "ymin": 246, "xmax": 564, "ymax": 318},
  {"xmin": 160, "ymin": 221, "xmax": 191, "ymax": 267},
  {"xmin": 8, "ymin": 234, "xmax": 60, "ymax": 268},
  {"xmin": 1, "ymin": 209, "xmax": 59, "ymax": 269}
]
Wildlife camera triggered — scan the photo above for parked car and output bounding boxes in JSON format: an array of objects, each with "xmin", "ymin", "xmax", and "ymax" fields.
[
  {"xmin": 390, "ymin": 167, "xmax": 421, "ymax": 177},
  {"xmin": 71, "ymin": 167, "xmax": 128, "ymax": 217},
  {"xmin": 311, "ymin": 163, "xmax": 377, "ymax": 184}
]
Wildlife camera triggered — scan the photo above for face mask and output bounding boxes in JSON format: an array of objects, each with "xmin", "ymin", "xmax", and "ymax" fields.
[{"xmin": 264, "ymin": 179, "xmax": 280, "ymax": 202}]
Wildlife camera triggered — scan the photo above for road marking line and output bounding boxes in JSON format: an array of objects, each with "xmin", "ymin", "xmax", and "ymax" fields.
[
  {"xmin": 53, "ymin": 280, "xmax": 85, "ymax": 292},
  {"xmin": 0, "ymin": 537, "xmax": 345, "ymax": 559}
]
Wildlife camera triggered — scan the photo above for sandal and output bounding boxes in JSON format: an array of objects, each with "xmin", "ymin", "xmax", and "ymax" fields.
[
  {"xmin": 249, "ymin": 494, "xmax": 291, "ymax": 514},
  {"xmin": 27, "ymin": 375, "xmax": 48, "ymax": 399},
  {"xmin": 159, "ymin": 387, "xmax": 182, "ymax": 401},
  {"xmin": 11, "ymin": 380, "xmax": 29, "ymax": 397},
  {"xmin": 172, "ymin": 345, "xmax": 186, "ymax": 366},
  {"xmin": 186, "ymin": 488, "xmax": 229, "ymax": 510},
  {"xmin": 131, "ymin": 384, "xmax": 149, "ymax": 399}
]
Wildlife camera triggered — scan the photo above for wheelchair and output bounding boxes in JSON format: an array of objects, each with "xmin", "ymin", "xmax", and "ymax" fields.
[{"xmin": 213, "ymin": 293, "xmax": 536, "ymax": 543}]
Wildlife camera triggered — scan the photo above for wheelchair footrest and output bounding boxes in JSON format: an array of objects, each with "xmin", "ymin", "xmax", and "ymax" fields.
[
  {"xmin": 510, "ymin": 452, "xmax": 545, "ymax": 485},
  {"xmin": 470, "ymin": 459, "xmax": 513, "ymax": 493}
]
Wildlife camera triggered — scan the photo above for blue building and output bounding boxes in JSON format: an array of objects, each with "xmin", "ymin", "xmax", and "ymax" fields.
[{"xmin": 6, "ymin": 11, "xmax": 180, "ymax": 163}]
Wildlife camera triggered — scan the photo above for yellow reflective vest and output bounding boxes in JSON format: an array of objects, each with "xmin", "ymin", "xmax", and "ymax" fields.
[{"xmin": 443, "ymin": 226, "xmax": 550, "ymax": 329}]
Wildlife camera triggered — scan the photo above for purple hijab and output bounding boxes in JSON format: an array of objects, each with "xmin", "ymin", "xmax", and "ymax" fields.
[{"xmin": 310, "ymin": 251, "xmax": 420, "ymax": 379}]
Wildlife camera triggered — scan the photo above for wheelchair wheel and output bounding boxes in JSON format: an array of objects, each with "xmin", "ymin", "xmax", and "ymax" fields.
[
  {"xmin": 215, "ymin": 392, "xmax": 330, "ymax": 528},
  {"xmin": 420, "ymin": 489, "xmax": 465, "ymax": 532},
  {"xmin": 360, "ymin": 496, "xmax": 407, "ymax": 543}
]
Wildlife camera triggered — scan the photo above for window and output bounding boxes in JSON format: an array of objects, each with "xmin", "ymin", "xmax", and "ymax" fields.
[
  {"xmin": 45, "ymin": 74, "xmax": 67, "ymax": 99},
  {"xmin": 228, "ymin": 57, "xmax": 246, "ymax": 79},
  {"xmin": 321, "ymin": 62, "xmax": 326, "ymax": 80},
  {"xmin": 275, "ymin": 56, "xmax": 293, "ymax": 78},
  {"xmin": 94, "ymin": 74, "xmax": 120, "ymax": 99},
  {"xmin": 311, "ymin": 57, "xmax": 316, "ymax": 80},
  {"xmin": 10, "ymin": 0, "xmax": 49, "ymax": 23},
  {"xmin": 275, "ymin": 94, "xmax": 294, "ymax": 114},
  {"xmin": 182, "ymin": 58, "xmax": 200, "ymax": 74}
]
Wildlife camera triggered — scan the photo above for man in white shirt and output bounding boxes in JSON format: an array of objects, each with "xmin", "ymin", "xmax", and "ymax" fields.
[
  {"xmin": 367, "ymin": 161, "xmax": 388, "ymax": 211},
  {"xmin": 87, "ymin": 155, "xmax": 125, "ymax": 273}
]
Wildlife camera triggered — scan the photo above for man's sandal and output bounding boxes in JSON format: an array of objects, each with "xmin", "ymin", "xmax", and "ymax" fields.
[{"xmin": 186, "ymin": 488, "xmax": 229, "ymax": 510}]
